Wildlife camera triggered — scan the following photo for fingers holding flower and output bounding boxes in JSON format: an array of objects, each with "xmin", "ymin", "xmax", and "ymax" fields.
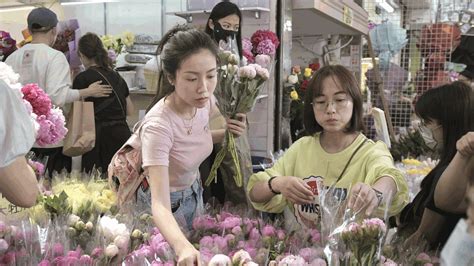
[{"xmin": 348, "ymin": 182, "xmax": 380, "ymax": 216}]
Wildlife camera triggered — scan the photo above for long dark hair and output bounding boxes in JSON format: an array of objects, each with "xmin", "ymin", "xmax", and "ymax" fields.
[
  {"xmin": 146, "ymin": 24, "xmax": 219, "ymax": 112},
  {"xmin": 303, "ymin": 65, "xmax": 364, "ymax": 135},
  {"xmin": 411, "ymin": 81, "xmax": 473, "ymax": 214},
  {"xmin": 78, "ymin": 32, "xmax": 112, "ymax": 70},
  {"xmin": 205, "ymin": 1, "xmax": 243, "ymax": 58}
]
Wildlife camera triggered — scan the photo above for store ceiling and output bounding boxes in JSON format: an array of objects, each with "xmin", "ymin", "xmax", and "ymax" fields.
[
  {"xmin": 399, "ymin": 0, "xmax": 431, "ymax": 9},
  {"xmin": 0, "ymin": 0, "xmax": 50, "ymax": 8}
]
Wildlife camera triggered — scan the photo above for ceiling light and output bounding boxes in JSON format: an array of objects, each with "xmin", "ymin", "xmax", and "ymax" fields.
[
  {"xmin": 61, "ymin": 0, "xmax": 118, "ymax": 6},
  {"xmin": 0, "ymin": 6, "xmax": 35, "ymax": 13},
  {"xmin": 376, "ymin": 0, "xmax": 395, "ymax": 13}
]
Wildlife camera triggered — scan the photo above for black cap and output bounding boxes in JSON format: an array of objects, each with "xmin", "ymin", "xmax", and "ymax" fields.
[{"xmin": 27, "ymin": 8, "xmax": 58, "ymax": 31}]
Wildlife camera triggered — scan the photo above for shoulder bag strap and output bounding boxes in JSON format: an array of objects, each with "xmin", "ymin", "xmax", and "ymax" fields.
[
  {"xmin": 335, "ymin": 137, "xmax": 369, "ymax": 183},
  {"xmin": 92, "ymin": 68, "xmax": 127, "ymax": 117}
]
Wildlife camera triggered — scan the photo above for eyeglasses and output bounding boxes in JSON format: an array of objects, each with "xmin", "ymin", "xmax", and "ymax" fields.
[{"xmin": 312, "ymin": 98, "xmax": 351, "ymax": 111}]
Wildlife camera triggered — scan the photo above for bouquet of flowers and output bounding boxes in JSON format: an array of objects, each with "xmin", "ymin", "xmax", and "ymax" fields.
[
  {"xmin": 0, "ymin": 31, "xmax": 17, "ymax": 61},
  {"xmin": 286, "ymin": 63, "xmax": 320, "ymax": 141},
  {"xmin": 205, "ymin": 30, "xmax": 278, "ymax": 188},
  {"xmin": 100, "ymin": 31, "xmax": 135, "ymax": 63},
  {"xmin": 52, "ymin": 19, "xmax": 81, "ymax": 68},
  {"xmin": 0, "ymin": 62, "xmax": 67, "ymax": 147}
]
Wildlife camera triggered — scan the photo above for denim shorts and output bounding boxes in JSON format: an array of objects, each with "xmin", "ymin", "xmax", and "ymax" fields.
[{"xmin": 136, "ymin": 176, "xmax": 204, "ymax": 231}]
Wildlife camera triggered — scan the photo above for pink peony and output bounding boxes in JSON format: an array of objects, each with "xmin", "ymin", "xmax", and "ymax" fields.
[
  {"xmin": 251, "ymin": 30, "xmax": 280, "ymax": 51},
  {"xmin": 255, "ymin": 54, "xmax": 271, "ymax": 68},
  {"xmin": 249, "ymin": 228, "xmax": 260, "ymax": 241},
  {"xmin": 67, "ymin": 248, "xmax": 81, "ymax": 258},
  {"xmin": 46, "ymin": 107, "xmax": 67, "ymax": 143},
  {"xmin": 208, "ymin": 254, "xmax": 231, "ymax": 266},
  {"xmin": 1, "ymin": 251, "xmax": 15, "ymax": 264},
  {"xmin": 193, "ymin": 215, "xmax": 218, "ymax": 231},
  {"xmin": 153, "ymin": 241, "xmax": 172, "ymax": 259},
  {"xmin": 262, "ymin": 225, "xmax": 276, "ymax": 237},
  {"xmin": 79, "ymin": 255, "xmax": 93, "ymax": 265},
  {"xmin": 91, "ymin": 247, "xmax": 103, "ymax": 258},
  {"xmin": 214, "ymin": 236, "xmax": 228, "ymax": 253},
  {"xmin": 309, "ymin": 258, "xmax": 327, "ymax": 266},
  {"xmin": 199, "ymin": 236, "xmax": 214, "ymax": 249},
  {"xmin": 279, "ymin": 255, "xmax": 306, "ymax": 265},
  {"xmin": 243, "ymin": 50, "xmax": 255, "ymax": 64},
  {"xmin": 64, "ymin": 256, "xmax": 80, "ymax": 265},
  {"xmin": 51, "ymin": 256, "xmax": 65, "ymax": 265},
  {"xmin": 416, "ymin": 253, "xmax": 431, "ymax": 263},
  {"xmin": 299, "ymin": 247, "xmax": 319, "ymax": 262},
  {"xmin": 38, "ymin": 260, "xmax": 51, "ymax": 266},
  {"xmin": 383, "ymin": 258, "xmax": 398, "ymax": 266},
  {"xmin": 256, "ymin": 39, "xmax": 276, "ymax": 56},
  {"xmin": 242, "ymin": 37, "xmax": 253, "ymax": 53},
  {"xmin": 310, "ymin": 229, "xmax": 321, "ymax": 243},
  {"xmin": 200, "ymin": 248, "xmax": 214, "ymax": 265},
  {"xmin": 231, "ymin": 226, "xmax": 242, "ymax": 235},
  {"xmin": 239, "ymin": 65, "xmax": 257, "ymax": 79},
  {"xmin": 219, "ymin": 217, "xmax": 241, "ymax": 230},
  {"xmin": 52, "ymin": 243, "xmax": 64, "ymax": 257},
  {"xmin": 276, "ymin": 229, "xmax": 286, "ymax": 241},
  {"xmin": 21, "ymin": 83, "xmax": 51, "ymax": 116},
  {"xmin": 0, "ymin": 239, "xmax": 8, "ymax": 253}
]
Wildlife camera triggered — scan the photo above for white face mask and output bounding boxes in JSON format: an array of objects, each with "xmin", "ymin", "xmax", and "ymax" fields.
[
  {"xmin": 419, "ymin": 124, "xmax": 443, "ymax": 151},
  {"xmin": 441, "ymin": 219, "xmax": 474, "ymax": 265}
]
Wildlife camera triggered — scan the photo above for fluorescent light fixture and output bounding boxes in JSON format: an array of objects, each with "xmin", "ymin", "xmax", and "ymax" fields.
[
  {"xmin": 61, "ymin": 0, "xmax": 118, "ymax": 6},
  {"xmin": 376, "ymin": 0, "xmax": 395, "ymax": 13},
  {"xmin": 0, "ymin": 6, "xmax": 34, "ymax": 13}
]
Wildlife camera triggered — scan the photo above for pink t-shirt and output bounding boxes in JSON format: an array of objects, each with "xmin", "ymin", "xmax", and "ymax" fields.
[{"xmin": 141, "ymin": 97, "xmax": 213, "ymax": 191}]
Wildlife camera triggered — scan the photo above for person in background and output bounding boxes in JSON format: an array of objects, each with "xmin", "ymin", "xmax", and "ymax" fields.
[
  {"xmin": 400, "ymin": 82, "xmax": 473, "ymax": 249},
  {"xmin": 201, "ymin": 0, "xmax": 253, "ymax": 207},
  {"xmin": 0, "ymin": 80, "xmax": 39, "ymax": 208},
  {"xmin": 136, "ymin": 25, "xmax": 246, "ymax": 265},
  {"xmin": 247, "ymin": 65, "xmax": 408, "ymax": 230},
  {"xmin": 5, "ymin": 7, "xmax": 112, "ymax": 176},
  {"xmin": 74, "ymin": 33, "xmax": 133, "ymax": 174}
]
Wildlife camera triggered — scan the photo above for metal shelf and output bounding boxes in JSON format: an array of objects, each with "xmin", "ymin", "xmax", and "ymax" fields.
[{"xmin": 167, "ymin": 7, "xmax": 270, "ymax": 23}]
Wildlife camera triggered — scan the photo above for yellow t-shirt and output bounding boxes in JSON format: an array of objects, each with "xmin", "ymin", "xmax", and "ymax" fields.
[{"xmin": 247, "ymin": 133, "xmax": 409, "ymax": 229}]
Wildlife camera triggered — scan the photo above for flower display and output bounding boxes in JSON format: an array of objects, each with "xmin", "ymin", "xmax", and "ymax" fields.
[
  {"xmin": 286, "ymin": 62, "xmax": 320, "ymax": 141},
  {"xmin": 100, "ymin": 31, "xmax": 135, "ymax": 63},
  {"xmin": 0, "ymin": 31, "xmax": 17, "ymax": 61}
]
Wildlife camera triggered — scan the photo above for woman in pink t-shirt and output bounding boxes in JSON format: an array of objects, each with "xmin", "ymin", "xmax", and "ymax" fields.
[{"xmin": 136, "ymin": 25, "xmax": 246, "ymax": 265}]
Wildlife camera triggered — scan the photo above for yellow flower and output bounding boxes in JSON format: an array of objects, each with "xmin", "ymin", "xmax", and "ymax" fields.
[
  {"xmin": 304, "ymin": 68, "xmax": 312, "ymax": 78},
  {"xmin": 121, "ymin": 31, "xmax": 135, "ymax": 47},
  {"xmin": 402, "ymin": 158, "xmax": 422, "ymax": 166},
  {"xmin": 290, "ymin": 89, "xmax": 299, "ymax": 100}
]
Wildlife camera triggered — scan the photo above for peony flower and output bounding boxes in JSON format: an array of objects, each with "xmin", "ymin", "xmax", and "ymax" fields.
[
  {"xmin": 114, "ymin": 235, "xmax": 130, "ymax": 252},
  {"xmin": 276, "ymin": 229, "xmax": 286, "ymax": 241},
  {"xmin": 38, "ymin": 260, "xmax": 51, "ymax": 266},
  {"xmin": 200, "ymin": 248, "xmax": 215, "ymax": 265},
  {"xmin": 239, "ymin": 65, "xmax": 257, "ymax": 79},
  {"xmin": 262, "ymin": 225, "xmax": 276, "ymax": 237},
  {"xmin": 199, "ymin": 236, "xmax": 214, "ymax": 249},
  {"xmin": 309, "ymin": 229, "xmax": 321, "ymax": 243},
  {"xmin": 232, "ymin": 249, "xmax": 252, "ymax": 265},
  {"xmin": 278, "ymin": 255, "xmax": 306, "ymax": 266},
  {"xmin": 91, "ymin": 247, "xmax": 103, "ymax": 258},
  {"xmin": 153, "ymin": 241, "xmax": 172, "ymax": 259},
  {"xmin": 52, "ymin": 243, "xmax": 64, "ymax": 257},
  {"xmin": 255, "ymin": 54, "xmax": 271, "ymax": 68},
  {"xmin": 79, "ymin": 255, "xmax": 93, "ymax": 265},
  {"xmin": 243, "ymin": 49, "xmax": 255, "ymax": 64},
  {"xmin": 256, "ymin": 39, "xmax": 276, "ymax": 56},
  {"xmin": 231, "ymin": 226, "xmax": 242, "ymax": 235},
  {"xmin": 249, "ymin": 228, "xmax": 260, "ymax": 241},
  {"xmin": 208, "ymin": 254, "xmax": 231, "ymax": 266},
  {"xmin": 214, "ymin": 236, "xmax": 228, "ymax": 253},
  {"xmin": 193, "ymin": 215, "xmax": 218, "ymax": 231},
  {"xmin": 254, "ymin": 65, "xmax": 270, "ymax": 80},
  {"xmin": 85, "ymin": 221, "xmax": 94, "ymax": 232},
  {"xmin": 46, "ymin": 107, "xmax": 67, "ymax": 143},
  {"xmin": 21, "ymin": 83, "xmax": 51, "ymax": 116},
  {"xmin": 251, "ymin": 30, "xmax": 280, "ymax": 52},
  {"xmin": 67, "ymin": 248, "xmax": 81, "ymax": 258},
  {"xmin": 0, "ymin": 239, "xmax": 8, "ymax": 253},
  {"xmin": 383, "ymin": 258, "xmax": 398, "ymax": 266},
  {"xmin": 287, "ymin": 74, "xmax": 298, "ymax": 84},
  {"xmin": 220, "ymin": 217, "xmax": 241, "ymax": 230},
  {"xmin": 242, "ymin": 38, "xmax": 253, "ymax": 53},
  {"xmin": 416, "ymin": 253, "xmax": 431, "ymax": 263},
  {"xmin": 309, "ymin": 258, "xmax": 327, "ymax": 266},
  {"xmin": 0, "ymin": 62, "xmax": 21, "ymax": 92},
  {"xmin": 105, "ymin": 244, "xmax": 119, "ymax": 258}
]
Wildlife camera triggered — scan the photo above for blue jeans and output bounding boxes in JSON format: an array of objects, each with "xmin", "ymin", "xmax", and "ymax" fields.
[{"xmin": 136, "ymin": 177, "xmax": 204, "ymax": 231}]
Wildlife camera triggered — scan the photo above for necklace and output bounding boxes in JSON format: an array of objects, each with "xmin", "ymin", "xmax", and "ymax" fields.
[{"xmin": 171, "ymin": 95, "xmax": 197, "ymax": 135}]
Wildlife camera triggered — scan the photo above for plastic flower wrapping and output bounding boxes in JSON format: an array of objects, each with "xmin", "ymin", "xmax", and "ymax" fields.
[
  {"xmin": 205, "ymin": 31, "xmax": 278, "ymax": 189},
  {"xmin": 395, "ymin": 157, "xmax": 437, "ymax": 201},
  {"xmin": 52, "ymin": 19, "xmax": 82, "ymax": 68},
  {"xmin": 369, "ymin": 21, "xmax": 408, "ymax": 70}
]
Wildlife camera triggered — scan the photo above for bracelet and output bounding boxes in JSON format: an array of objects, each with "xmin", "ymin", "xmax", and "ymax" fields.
[
  {"xmin": 372, "ymin": 187, "xmax": 384, "ymax": 206},
  {"xmin": 268, "ymin": 176, "xmax": 281, "ymax": 195}
]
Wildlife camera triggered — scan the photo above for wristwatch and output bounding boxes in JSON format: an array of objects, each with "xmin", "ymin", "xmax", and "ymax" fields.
[{"xmin": 372, "ymin": 188, "xmax": 384, "ymax": 206}]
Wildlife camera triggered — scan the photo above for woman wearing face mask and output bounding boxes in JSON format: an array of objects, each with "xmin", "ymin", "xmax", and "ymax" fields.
[
  {"xmin": 399, "ymin": 81, "xmax": 473, "ymax": 249},
  {"xmin": 200, "ymin": 1, "xmax": 254, "ymax": 207}
]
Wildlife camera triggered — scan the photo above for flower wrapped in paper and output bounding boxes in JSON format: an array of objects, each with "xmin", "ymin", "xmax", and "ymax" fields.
[{"xmin": 369, "ymin": 21, "xmax": 408, "ymax": 70}]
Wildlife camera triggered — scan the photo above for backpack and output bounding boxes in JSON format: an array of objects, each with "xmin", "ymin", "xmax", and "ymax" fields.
[{"xmin": 107, "ymin": 118, "xmax": 156, "ymax": 207}]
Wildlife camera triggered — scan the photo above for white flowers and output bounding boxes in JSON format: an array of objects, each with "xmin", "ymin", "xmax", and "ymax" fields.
[
  {"xmin": 287, "ymin": 74, "xmax": 298, "ymax": 84},
  {"xmin": 99, "ymin": 216, "xmax": 130, "ymax": 242},
  {"xmin": 209, "ymin": 254, "xmax": 232, "ymax": 266},
  {"xmin": 105, "ymin": 244, "xmax": 119, "ymax": 258},
  {"xmin": 0, "ymin": 62, "xmax": 21, "ymax": 93}
]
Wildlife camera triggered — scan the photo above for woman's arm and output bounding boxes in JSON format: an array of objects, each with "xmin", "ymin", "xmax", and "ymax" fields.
[
  {"xmin": 125, "ymin": 96, "xmax": 134, "ymax": 116},
  {"xmin": 146, "ymin": 165, "xmax": 200, "ymax": 265},
  {"xmin": 434, "ymin": 132, "xmax": 474, "ymax": 212},
  {"xmin": 0, "ymin": 156, "xmax": 39, "ymax": 208},
  {"xmin": 78, "ymin": 80, "xmax": 112, "ymax": 98},
  {"xmin": 249, "ymin": 175, "xmax": 314, "ymax": 205},
  {"xmin": 405, "ymin": 208, "xmax": 445, "ymax": 247},
  {"xmin": 348, "ymin": 176, "xmax": 397, "ymax": 216}
]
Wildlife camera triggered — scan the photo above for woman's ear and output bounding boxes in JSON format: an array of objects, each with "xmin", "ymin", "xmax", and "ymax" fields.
[
  {"xmin": 166, "ymin": 74, "xmax": 175, "ymax": 86},
  {"xmin": 208, "ymin": 19, "xmax": 215, "ymax": 30}
]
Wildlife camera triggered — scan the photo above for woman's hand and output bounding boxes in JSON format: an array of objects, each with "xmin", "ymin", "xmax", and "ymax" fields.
[
  {"xmin": 457, "ymin": 132, "xmax": 474, "ymax": 157},
  {"xmin": 272, "ymin": 176, "xmax": 315, "ymax": 205},
  {"xmin": 80, "ymin": 80, "xmax": 112, "ymax": 98},
  {"xmin": 226, "ymin": 113, "xmax": 247, "ymax": 137},
  {"xmin": 176, "ymin": 243, "xmax": 201, "ymax": 266},
  {"xmin": 347, "ymin": 182, "xmax": 380, "ymax": 216}
]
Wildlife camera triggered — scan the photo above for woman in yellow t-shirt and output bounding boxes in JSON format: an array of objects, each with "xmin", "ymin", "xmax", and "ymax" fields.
[{"xmin": 247, "ymin": 65, "xmax": 408, "ymax": 229}]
